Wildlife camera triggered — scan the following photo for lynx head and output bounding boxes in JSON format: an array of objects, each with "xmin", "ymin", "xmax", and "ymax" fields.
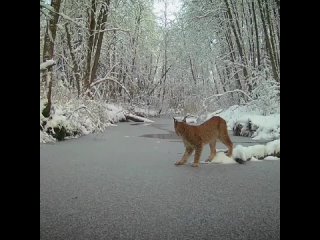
[{"xmin": 173, "ymin": 116, "xmax": 188, "ymax": 136}]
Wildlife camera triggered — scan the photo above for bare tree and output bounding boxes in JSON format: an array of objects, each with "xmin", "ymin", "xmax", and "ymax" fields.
[{"xmin": 41, "ymin": 0, "xmax": 62, "ymax": 117}]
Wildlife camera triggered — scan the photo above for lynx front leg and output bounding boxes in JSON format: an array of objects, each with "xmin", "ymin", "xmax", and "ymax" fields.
[
  {"xmin": 192, "ymin": 145, "xmax": 203, "ymax": 167},
  {"xmin": 205, "ymin": 141, "xmax": 217, "ymax": 162},
  {"xmin": 175, "ymin": 147, "xmax": 194, "ymax": 165}
]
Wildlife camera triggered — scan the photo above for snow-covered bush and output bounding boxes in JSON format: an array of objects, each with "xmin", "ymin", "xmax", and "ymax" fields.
[
  {"xmin": 40, "ymin": 96, "xmax": 127, "ymax": 143},
  {"xmin": 251, "ymin": 80, "xmax": 280, "ymax": 115},
  {"xmin": 250, "ymin": 65, "xmax": 280, "ymax": 115},
  {"xmin": 232, "ymin": 114, "xmax": 280, "ymax": 140}
]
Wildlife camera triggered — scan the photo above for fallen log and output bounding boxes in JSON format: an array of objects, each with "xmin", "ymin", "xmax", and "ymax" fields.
[{"xmin": 124, "ymin": 113, "xmax": 154, "ymax": 123}]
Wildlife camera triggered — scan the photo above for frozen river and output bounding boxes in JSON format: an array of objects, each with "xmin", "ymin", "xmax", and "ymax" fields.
[{"xmin": 40, "ymin": 118, "xmax": 280, "ymax": 240}]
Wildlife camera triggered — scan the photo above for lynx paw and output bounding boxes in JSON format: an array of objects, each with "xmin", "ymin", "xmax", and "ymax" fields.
[
  {"xmin": 175, "ymin": 160, "xmax": 186, "ymax": 165},
  {"xmin": 226, "ymin": 152, "xmax": 233, "ymax": 158},
  {"xmin": 224, "ymin": 150, "xmax": 233, "ymax": 158},
  {"xmin": 191, "ymin": 163, "xmax": 200, "ymax": 167}
]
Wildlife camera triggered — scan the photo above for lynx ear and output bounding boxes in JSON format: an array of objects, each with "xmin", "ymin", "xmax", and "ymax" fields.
[{"xmin": 182, "ymin": 115, "xmax": 189, "ymax": 122}]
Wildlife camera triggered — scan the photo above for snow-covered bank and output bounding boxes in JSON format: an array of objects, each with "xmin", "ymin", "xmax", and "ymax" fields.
[
  {"xmin": 174, "ymin": 104, "xmax": 280, "ymax": 164},
  {"xmin": 40, "ymin": 97, "xmax": 139, "ymax": 143},
  {"xmin": 200, "ymin": 139, "xmax": 280, "ymax": 164},
  {"xmin": 202, "ymin": 105, "xmax": 280, "ymax": 141}
]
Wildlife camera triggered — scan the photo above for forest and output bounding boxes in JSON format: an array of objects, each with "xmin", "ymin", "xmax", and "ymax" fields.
[{"xmin": 40, "ymin": 0, "xmax": 280, "ymax": 142}]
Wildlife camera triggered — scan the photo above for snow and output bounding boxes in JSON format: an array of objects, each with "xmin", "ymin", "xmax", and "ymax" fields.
[
  {"xmin": 178, "ymin": 104, "xmax": 279, "ymax": 142},
  {"xmin": 232, "ymin": 139, "xmax": 280, "ymax": 162},
  {"xmin": 203, "ymin": 105, "xmax": 280, "ymax": 141},
  {"xmin": 40, "ymin": 91, "xmax": 160, "ymax": 143},
  {"xmin": 265, "ymin": 139, "xmax": 280, "ymax": 155},
  {"xmin": 40, "ymin": 98, "xmax": 127, "ymax": 143},
  {"xmin": 250, "ymin": 157, "xmax": 263, "ymax": 162},
  {"xmin": 105, "ymin": 104, "xmax": 126, "ymax": 123},
  {"xmin": 40, "ymin": 130, "xmax": 55, "ymax": 143},
  {"xmin": 40, "ymin": 60, "xmax": 55, "ymax": 70},
  {"xmin": 233, "ymin": 144, "xmax": 267, "ymax": 160},
  {"xmin": 200, "ymin": 152, "xmax": 236, "ymax": 164},
  {"xmin": 264, "ymin": 156, "xmax": 280, "ymax": 161},
  {"xmin": 177, "ymin": 105, "xmax": 280, "ymax": 142},
  {"xmin": 132, "ymin": 107, "xmax": 158, "ymax": 117},
  {"xmin": 200, "ymin": 139, "xmax": 280, "ymax": 164}
]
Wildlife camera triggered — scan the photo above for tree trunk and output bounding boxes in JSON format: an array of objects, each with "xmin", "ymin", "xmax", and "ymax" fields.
[
  {"xmin": 90, "ymin": 0, "xmax": 111, "ymax": 83},
  {"xmin": 65, "ymin": 24, "xmax": 80, "ymax": 97},
  {"xmin": 41, "ymin": 0, "xmax": 62, "ymax": 117},
  {"xmin": 224, "ymin": 12, "xmax": 242, "ymax": 91},
  {"xmin": 265, "ymin": 0, "xmax": 280, "ymax": 80},
  {"xmin": 189, "ymin": 56, "xmax": 197, "ymax": 85},
  {"xmin": 223, "ymin": 0, "xmax": 250, "ymax": 90},
  {"xmin": 83, "ymin": 0, "xmax": 97, "ymax": 91},
  {"xmin": 252, "ymin": 1, "xmax": 261, "ymax": 67},
  {"xmin": 257, "ymin": 0, "xmax": 279, "ymax": 82}
]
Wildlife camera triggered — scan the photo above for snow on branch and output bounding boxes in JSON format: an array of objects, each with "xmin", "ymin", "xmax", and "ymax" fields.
[
  {"xmin": 193, "ymin": 10, "xmax": 219, "ymax": 20},
  {"xmin": 67, "ymin": 105, "xmax": 87, "ymax": 120},
  {"xmin": 40, "ymin": 2, "xmax": 86, "ymax": 29},
  {"xmin": 93, "ymin": 28, "xmax": 131, "ymax": 33},
  {"xmin": 86, "ymin": 77, "xmax": 131, "ymax": 100},
  {"xmin": 204, "ymin": 90, "xmax": 253, "ymax": 103},
  {"xmin": 40, "ymin": 2, "xmax": 54, "ymax": 12},
  {"xmin": 40, "ymin": 60, "xmax": 56, "ymax": 71}
]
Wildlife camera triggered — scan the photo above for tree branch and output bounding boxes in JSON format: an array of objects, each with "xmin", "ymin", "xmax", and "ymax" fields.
[
  {"xmin": 40, "ymin": 2, "xmax": 86, "ymax": 29},
  {"xmin": 85, "ymin": 76, "xmax": 131, "ymax": 99},
  {"xmin": 92, "ymin": 27, "xmax": 130, "ymax": 33},
  {"xmin": 204, "ymin": 89, "xmax": 253, "ymax": 102}
]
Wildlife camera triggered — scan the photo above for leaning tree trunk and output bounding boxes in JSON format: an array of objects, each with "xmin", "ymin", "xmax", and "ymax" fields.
[
  {"xmin": 41, "ymin": 0, "xmax": 62, "ymax": 117},
  {"xmin": 90, "ymin": 0, "xmax": 111, "ymax": 84},
  {"xmin": 83, "ymin": 0, "xmax": 97, "ymax": 92},
  {"xmin": 82, "ymin": 0, "xmax": 111, "ymax": 96},
  {"xmin": 65, "ymin": 24, "xmax": 81, "ymax": 98}
]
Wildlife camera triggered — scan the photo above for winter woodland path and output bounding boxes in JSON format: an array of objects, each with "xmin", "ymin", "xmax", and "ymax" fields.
[{"xmin": 40, "ymin": 118, "xmax": 280, "ymax": 240}]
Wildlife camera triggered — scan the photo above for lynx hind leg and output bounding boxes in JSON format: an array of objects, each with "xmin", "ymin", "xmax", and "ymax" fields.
[
  {"xmin": 192, "ymin": 145, "xmax": 203, "ymax": 167},
  {"xmin": 205, "ymin": 141, "xmax": 217, "ymax": 162},
  {"xmin": 219, "ymin": 128, "xmax": 233, "ymax": 157},
  {"xmin": 175, "ymin": 147, "xmax": 194, "ymax": 165}
]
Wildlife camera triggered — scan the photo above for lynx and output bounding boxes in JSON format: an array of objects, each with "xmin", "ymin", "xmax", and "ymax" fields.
[{"xmin": 173, "ymin": 115, "xmax": 236, "ymax": 167}]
